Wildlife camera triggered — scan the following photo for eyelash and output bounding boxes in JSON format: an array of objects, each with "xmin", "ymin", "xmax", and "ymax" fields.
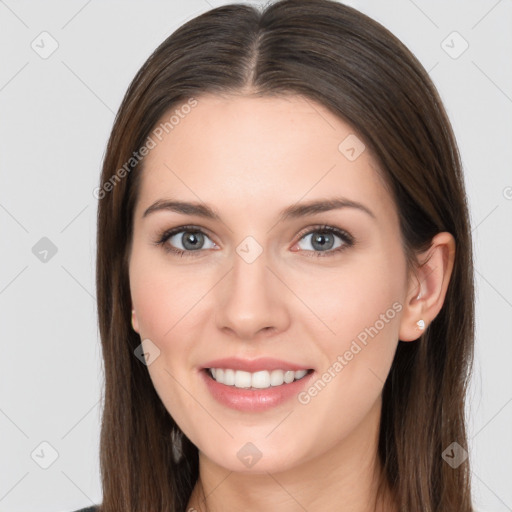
[{"xmin": 154, "ymin": 224, "xmax": 355, "ymax": 258}]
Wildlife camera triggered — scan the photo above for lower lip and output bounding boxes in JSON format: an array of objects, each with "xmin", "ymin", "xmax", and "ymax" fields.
[{"xmin": 200, "ymin": 369, "xmax": 315, "ymax": 412}]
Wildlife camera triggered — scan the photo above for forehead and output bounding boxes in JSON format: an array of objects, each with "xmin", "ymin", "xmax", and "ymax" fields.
[{"xmin": 135, "ymin": 93, "xmax": 396, "ymax": 225}]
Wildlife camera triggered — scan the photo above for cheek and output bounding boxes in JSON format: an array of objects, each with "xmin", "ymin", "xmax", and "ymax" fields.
[
  {"xmin": 129, "ymin": 257, "xmax": 205, "ymax": 428},
  {"xmin": 306, "ymin": 252, "xmax": 404, "ymax": 347},
  {"xmin": 302, "ymin": 251, "xmax": 404, "ymax": 405},
  {"xmin": 129, "ymin": 247, "xmax": 201, "ymax": 340},
  {"xmin": 129, "ymin": 251, "xmax": 211, "ymax": 403}
]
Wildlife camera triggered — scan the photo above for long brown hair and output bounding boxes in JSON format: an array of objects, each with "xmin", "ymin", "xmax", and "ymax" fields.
[{"xmin": 95, "ymin": 1, "xmax": 475, "ymax": 510}]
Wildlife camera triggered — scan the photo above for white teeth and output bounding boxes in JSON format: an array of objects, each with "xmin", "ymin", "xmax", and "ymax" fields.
[
  {"xmin": 251, "ymin": 370, "xmax": 270, "ymax": 389},
  {"xmin": 208, "ymin": 368, "xmax": 310, "ymax": 389},
  {"xmin": 270, "ymin": 369, "xmax": 284, "ymax": 386},
  {"xmin": 224, "ymin": 368, "xmax": 235, "ymax": 386},
  {"xmin": 283, "ymin": 370, "xmax": 295, "ymax": 384},
  {"xmin": 234, "ymin": 370, "xmax": 252, "ymax": 388}
]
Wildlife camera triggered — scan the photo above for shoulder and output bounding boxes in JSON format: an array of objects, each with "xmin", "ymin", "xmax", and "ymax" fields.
[{"xmin": 69, "ymin": 507, "xmax": 99, "ymax": 512}]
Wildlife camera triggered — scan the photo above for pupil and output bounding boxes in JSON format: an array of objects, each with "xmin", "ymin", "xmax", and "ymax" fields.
[
  {"xmin": 183, "ymin": 232, "xmax": 202, "ymax": 250},
  {"xmin": 313, "ymin": 232, "xmax": 333, "ymax": 250}
]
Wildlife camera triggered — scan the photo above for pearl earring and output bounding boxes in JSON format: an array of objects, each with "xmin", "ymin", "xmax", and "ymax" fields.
[{"xmin": 416, "ymin": 319, "xmax": 425, "ymax": 331}]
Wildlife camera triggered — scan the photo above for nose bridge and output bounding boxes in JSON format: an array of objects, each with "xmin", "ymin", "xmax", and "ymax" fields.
[{"xmin": 215, "ymin": 234, "xmax": 288, "ymax": 338}]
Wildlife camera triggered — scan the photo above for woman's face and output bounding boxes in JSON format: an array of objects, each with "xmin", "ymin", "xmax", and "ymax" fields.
[{"xmin": 129, "ymin": 93, "xmax": 414, "ymax": 474}]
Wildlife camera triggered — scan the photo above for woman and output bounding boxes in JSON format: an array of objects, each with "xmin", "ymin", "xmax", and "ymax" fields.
[{"xmin": 82, "ymin": 0, "xmax": 475, "ymax": 510}]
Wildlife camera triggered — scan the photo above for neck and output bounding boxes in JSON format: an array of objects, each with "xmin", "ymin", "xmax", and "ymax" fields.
[{"xmin": 186, "ymin": 398, "xmax": 396, "ymax": 512}]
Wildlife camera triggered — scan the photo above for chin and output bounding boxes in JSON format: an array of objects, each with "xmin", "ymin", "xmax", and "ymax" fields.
[{"xmin": 197, "ymin": 437, "xmax": 312, "ymax": 475}]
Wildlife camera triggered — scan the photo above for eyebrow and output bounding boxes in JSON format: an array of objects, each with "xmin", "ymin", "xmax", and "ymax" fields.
[{"xmin": 142, "ymin": 197, "xmax": 376, "ymax": 222}]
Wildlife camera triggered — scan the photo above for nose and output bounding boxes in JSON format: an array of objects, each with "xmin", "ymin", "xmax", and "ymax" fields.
[{"xmin": 214, "ymin": 244, "xmax": 290, "ymax": 341}]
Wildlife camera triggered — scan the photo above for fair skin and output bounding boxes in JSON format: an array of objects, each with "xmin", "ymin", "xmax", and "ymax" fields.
[{"xmin": 128, "ymin": 93, "xmax": 455, "ymax": 512}]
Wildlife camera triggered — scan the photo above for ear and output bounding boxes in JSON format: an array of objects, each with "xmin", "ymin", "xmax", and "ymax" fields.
[
  {"xmin": 131, "ymin": 307, "xmax": 140, "ymax": 333},
  {"xmin": 399, "ymin": 232, "xmax": 456, "ymax": 342}
]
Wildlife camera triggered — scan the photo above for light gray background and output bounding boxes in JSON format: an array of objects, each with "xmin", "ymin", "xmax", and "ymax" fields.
[{"xmin": 0, "ymin": 1, "xmax": 511, "ymax": 511}]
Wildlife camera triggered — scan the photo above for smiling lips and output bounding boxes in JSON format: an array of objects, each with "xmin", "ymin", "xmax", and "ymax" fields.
[{"xmin": 200, "ymin": 357, "xmax": 314, "ymax": 411}]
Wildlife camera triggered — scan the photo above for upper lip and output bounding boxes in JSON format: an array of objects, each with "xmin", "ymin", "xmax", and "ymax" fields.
[{"xmin": 202, "ymin": 357, "xmax": 312, "ymax": 372}]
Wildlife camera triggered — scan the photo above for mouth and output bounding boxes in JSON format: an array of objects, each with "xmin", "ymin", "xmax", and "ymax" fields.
[
  {"xmin": 204, "ymin": 367, "xmax": 314, "ymax": 390},
  {"xmin": 199, "ymin": 356, "xmax": 316, "ymax": 411},
  {"xmin": 200, "ymin": 362, "xmax": 316, "ymax": 412}
]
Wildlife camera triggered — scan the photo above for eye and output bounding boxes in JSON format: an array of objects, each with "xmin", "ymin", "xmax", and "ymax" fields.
[
  {"xmin": 294, "ymin": 225, "xmax": 354, "ymax": 257},
  {"xmin": 155, "ymin": 224, "xmax": 354, "ymax": 258},
  {"xmin": 155, "ymin": 225, "xmax": 217, "ymax": 257}
]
